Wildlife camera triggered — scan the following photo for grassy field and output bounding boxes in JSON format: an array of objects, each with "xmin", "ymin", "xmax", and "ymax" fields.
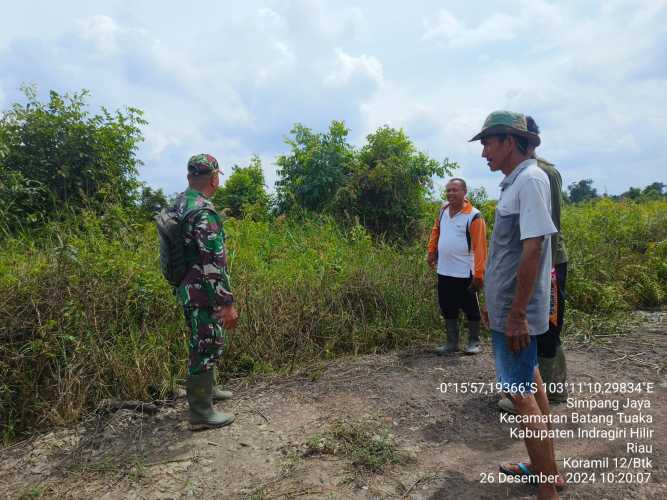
[{"xmin": 1, "ymin": 199, "xmax": 665, "ymax": 442}]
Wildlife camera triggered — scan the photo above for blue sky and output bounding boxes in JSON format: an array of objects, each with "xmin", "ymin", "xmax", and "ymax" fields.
[{"xmin": 1, "ymin": 0, "xmax": 665, "ymax": 198}]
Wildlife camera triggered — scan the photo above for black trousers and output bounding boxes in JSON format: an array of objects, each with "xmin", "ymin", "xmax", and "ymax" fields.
[
  {"xmin": 537, "ymin": 262, "xmax": 568, "ymax": 358},
  {"xmin": 437, "ymin": 274, "xmax": 481, "ymax": 321}
]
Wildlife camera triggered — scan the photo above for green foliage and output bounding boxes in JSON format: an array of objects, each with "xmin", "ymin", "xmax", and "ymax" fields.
[
  {"xmin": 567, "ymin": 178, "xmax": 598, "ymax": 203},
  {"xmin": 275, "ymin": 121, "xmax": 451, "ymax": 241},
  {"xmin": 275, "ymin": 121, "xmax": 354, "ymax": 214},
  {"xmin": 0, "ymin": 86, "xmax": 146, "ymax": 230},
  {"xmin": 333, "ymin": 127, "xmax": 450, "ymax": 241},
  {"xmin": 563, "ymin": 198, "xmax": 667, "ymax": 312},
  {"xmin": 620, "ymin": 182, "xmax": 666, "ymax": 202},
  {"xmin": 136, "ymin": 184, "xmax": 168, "ymax": 220},
  {"xmin": 0, "ymin": 208, "xmax": 441, "ymax": 440},
  {"xmin": 0, "ymin": 166, "xmax": 48, "ymax": 234},
  {"xmin": 213, "ymin": 155, "xmax": 269, "ymax": 219}
]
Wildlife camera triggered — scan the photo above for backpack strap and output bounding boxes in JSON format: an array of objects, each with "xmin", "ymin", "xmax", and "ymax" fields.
[
  {"xmin": 465, "ymin": 211, "xmax": 481, "ymax": 253},
  {"xmin": 438, "ymin": 202, "xmax": 450, "ymax": 224},
  {"xmin": 181, "ymin": 206, "xmax": 217, "ymax": 224}
]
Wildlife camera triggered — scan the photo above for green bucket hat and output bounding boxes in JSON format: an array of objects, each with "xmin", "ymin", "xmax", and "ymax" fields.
[{"xmin": 469, "ymin": 110, "xmax": 541, "ymax": 147}]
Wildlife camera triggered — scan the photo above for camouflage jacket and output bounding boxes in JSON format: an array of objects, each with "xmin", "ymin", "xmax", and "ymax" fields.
[
  {"xmin": 536, "ymin": 157, "xmax": 569, "ymax": 265},
  {"xmin": 174, "ymin": 187, "xmax": 234, "ymax": 309}
]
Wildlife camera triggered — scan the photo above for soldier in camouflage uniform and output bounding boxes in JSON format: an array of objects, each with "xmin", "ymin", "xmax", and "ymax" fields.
[{"xmin": 174, "ymin": 153, "xmax": 238, "ymax": 429}]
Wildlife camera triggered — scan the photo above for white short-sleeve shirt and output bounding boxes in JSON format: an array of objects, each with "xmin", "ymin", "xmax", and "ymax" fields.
[{"xmin": 484, "ymin": 159, "xmax": 557, "ymax": 335}]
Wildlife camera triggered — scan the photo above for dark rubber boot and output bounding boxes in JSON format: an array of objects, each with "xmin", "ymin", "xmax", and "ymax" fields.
[
  {"xmin": 187, "ymin": 370, "xmax": 235, "ymax": 430},
  {"xmin": 548, "ymin": 345, "xmax": 568, "ymax": 403},
  {"xmin": 212, "ymin": 368, "xmax": 233, "ymax": 401},
  {"xmin": 464, "ymin": 321, "xmax": 481, "ymax": 355},
  {"xmin": 435, "ymin": 319, "xmax": 460, "ymax": 355},
  {"xmin": 538, "ymin": 350, "xmax": 567, "ymax": 404},
  {"xmin": 538, "ymin": 355, "xmax": 555, "ymax": 387}
]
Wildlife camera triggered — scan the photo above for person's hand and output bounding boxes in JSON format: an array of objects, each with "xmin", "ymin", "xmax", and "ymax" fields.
[
  {"xmin": 216, "ymin": 304, "xmax": 239, "ymax": 330},
  {"xmin": 427, "ymin": 253, "xmax": 437, "ymax": 270},
  {"xmin": 481, "ymin": 304, "xmax": 489, "ymax": 329},
  {"xmin": 469, "ymin": 277, "xmax": 483, "ymax": 292},
  {"xmin": 505, "ymin": 309, "xmax": 529, "ymax": 353}
]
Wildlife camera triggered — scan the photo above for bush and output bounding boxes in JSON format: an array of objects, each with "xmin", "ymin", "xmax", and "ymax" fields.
[
  {"xmin": 0, "ymin": 86, "xmax": 146, "ymax": 230},
  {"xmin": 213, "ymin": 155, "xmax": 269, "ymax": 219},
  {"xmin": 333, "ymin": 127, "xmax": 450, "ymax": 242},
  {"xmin": 563, "ymin": 198, "xmax": 667, "ymax": 312},
  {"xmin": 275, "ymin": 121, "xmax": 453, "ymax": 242},
  {"xmin": 1, "ymin": 198, "xmax": 665, "ymax": 441},
  {"xmin": 275, "ymin": 121, "xmax": 354, "ymax": 214},
  {"xmin": 0, "ymin": 209, "xmax": 442, "ymax": 441}
]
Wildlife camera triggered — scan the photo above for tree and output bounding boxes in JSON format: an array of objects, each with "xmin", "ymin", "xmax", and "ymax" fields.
[
  {"xmin": 137, "ymin": 184, "xmax": 168, "ymax": 219},
  {"xmin": 620, "ymin": 182, "xmax": 666, "ymax": 202},
  {"xmin": 642, "ymin": 182, "xmax": 666, "ymax": 200},
  {"xmin": 620, "ymin": 187, "xmax": 642, "ymax": 201},
  {"xmin": 275, "ymin": 121, "xmax": 354, "ymax": 214},
  {"xmin": 568, "ymin": 178, "xmax": 598, "ymax": 203},
  {"xmin": 213, "ymin": 155, "xmax": 269, "ymax": 219},
  {"xmin": 333, "ymin": 126, "xmax": 450, "ymax": 241},
  {"xmin": 0, "ymin": 85, "xmax": 146, "ymax": 227}
]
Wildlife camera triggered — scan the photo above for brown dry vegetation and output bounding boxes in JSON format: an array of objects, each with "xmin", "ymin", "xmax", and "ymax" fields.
[{"xmin": 0, "ymin": 310, "xmax": 664, "ymax": 499}]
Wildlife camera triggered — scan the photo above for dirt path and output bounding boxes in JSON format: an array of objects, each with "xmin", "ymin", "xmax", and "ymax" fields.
[{"xmin": 2, "ymin": 311, "xmax": 665, "ymax": 499}]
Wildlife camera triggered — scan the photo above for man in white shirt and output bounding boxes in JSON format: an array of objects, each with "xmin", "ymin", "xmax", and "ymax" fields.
[{"xmin": 427, "ymin": 178, "xmax": 488, "ymax": 355}]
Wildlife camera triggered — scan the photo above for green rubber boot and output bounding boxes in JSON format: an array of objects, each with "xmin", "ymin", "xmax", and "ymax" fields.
[
  {"xmin": 464, "ymin": 321, "xmax": 481, "ymax": 355},
  {"xmin": 548, "ymin": 345, "xmax": 568, "ymax": 403},
  {"xmin": 212, "ymin": 369, "xmax": 233, "ymax": 402},
  {"xmin": 187, "ymin": 370, "xmax": 235, "ymax": 430},
  {"xmin": 538, "ymin": 347, "xmax": 568, "ymax": 404},
  {"xmin": 435, "ymin": 319, "xmax": 460, "ymax": 355}
]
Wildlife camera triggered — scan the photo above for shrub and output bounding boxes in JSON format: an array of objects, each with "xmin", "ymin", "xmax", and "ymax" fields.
[
  {"xmin": 0, "ymin": 86, "xmax": 146, "ymax": 230},
  {"xmin": 213, "ymin": 155, "xmax": 270, "ymax": 219}
]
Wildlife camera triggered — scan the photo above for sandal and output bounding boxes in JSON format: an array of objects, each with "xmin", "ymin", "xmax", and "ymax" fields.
[{"xmin": 499, "ymin": 462, "xmax": 565, "ymax": 489}]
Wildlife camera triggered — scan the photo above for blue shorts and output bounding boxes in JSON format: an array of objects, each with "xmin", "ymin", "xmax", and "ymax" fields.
[{"xmin": 491, "ymin": 330, "xmax": 539, "ymax": 395}]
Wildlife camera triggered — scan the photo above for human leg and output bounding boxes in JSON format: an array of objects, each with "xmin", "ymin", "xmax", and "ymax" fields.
[
  {"xmin": 492, "ymin": 332, "xmax": 559, "ymax": 498},
  {"xmin": 460, "ymin": 276, "xmax": 482, "ymax": 354},
  {"xmin": 550, "ymin": 263, "xmax": 569, "ymax": 402},
  {"xmin": 537, "ymin": 327, "xmax": 563, "ymax": 403},
  {"xmin": 435, "ymin": 275, "xmax": 460, "ymax": 355},
  {"xmin": 501, "ymin": 368, "xmax": 564, "ymax": 489},
  {"xmin": 184, "ymin": 307, "xmax": 234, "ymax": 429}
]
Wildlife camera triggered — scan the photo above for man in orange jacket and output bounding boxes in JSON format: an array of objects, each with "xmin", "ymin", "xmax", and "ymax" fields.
[{"xmin": 427, "ymin": 178, "xmax": 488, "ymax": 355}]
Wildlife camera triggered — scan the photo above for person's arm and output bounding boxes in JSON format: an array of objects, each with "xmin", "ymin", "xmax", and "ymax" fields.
[
  {"xmin": 469, "ymin": 215, "xmax": 487, "ymax": 290},
  {"xmin": 192, "ymin": 210, "xmax": 238, "ymax": 328},
  {"xmin": 426, "ymin": 213, "xmax": 441, "ymax": 269},
  {"xmin": 505, "ymin": 236, "xmax": 544, "ymax": 352}
]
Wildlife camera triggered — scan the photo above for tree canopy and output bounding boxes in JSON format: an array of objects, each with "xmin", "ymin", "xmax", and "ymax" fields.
[
  {"xmin": 0, "ymin": 86, "xmax": 146, "ymax": 230},
  {"xmin": 213, "ymin": 155, "xmax": 269, "ymax": 219},
  {"xmin": 275, "ymin": 121, "xmax": 453, "ymax": 241},
  {"xmin": 568, "ymin": 178, "xmax": 598, "ymax": 203},
  {"xmin": 275, "ymin": 121, "xmax": 354, "ymax": 214}
]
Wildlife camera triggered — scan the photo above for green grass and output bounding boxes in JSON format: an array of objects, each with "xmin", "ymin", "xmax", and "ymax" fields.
[{"xmin": 0, "ymin": 199, "xmax": 665, "ymax": 441}]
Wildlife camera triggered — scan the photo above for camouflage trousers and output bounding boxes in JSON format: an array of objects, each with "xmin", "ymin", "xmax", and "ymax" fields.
[{"xmin": 183, "ymin": 306, "xmax": 226, "ymax": 376}]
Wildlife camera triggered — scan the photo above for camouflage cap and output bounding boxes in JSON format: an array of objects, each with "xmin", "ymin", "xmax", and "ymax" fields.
[
  {"xmin": 187, "ymin": 154, "xmax": 220, "ymax": 176},
  {"xmin": 469, "ymin": 110, "xmax": 541, "ymax": 147}
]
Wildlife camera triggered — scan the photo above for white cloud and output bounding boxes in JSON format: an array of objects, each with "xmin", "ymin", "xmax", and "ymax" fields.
[
  {"xmin": 77, "ymin": 15, "xmax": 120, "ymax": 54},
  {"xmin": 423, "ymin": 10, "xmax": 518, "ymax": 47},
  {"xmin": 0, "ymin": 0, "xmax": 664, "ymax": 196},
  {"xmin": 325, "ymin": 49, "xmax": 383, "ymax": 90}
]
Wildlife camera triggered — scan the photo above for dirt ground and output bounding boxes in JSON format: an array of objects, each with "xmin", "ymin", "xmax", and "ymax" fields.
[{"xmin": 1, "ymin": 311, "xmax": 665, "ymax": 500}]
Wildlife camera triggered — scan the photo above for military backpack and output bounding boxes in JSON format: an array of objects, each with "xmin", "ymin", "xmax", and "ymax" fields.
[{"xmin": 155, "ymin": 206, "xmax": 214, "ymax": 287}]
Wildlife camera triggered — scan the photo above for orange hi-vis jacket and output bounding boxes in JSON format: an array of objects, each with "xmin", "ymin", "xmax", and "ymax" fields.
[{"xmin": 426, "ymin": 199, "xmax": 488, "ymax": 282}]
